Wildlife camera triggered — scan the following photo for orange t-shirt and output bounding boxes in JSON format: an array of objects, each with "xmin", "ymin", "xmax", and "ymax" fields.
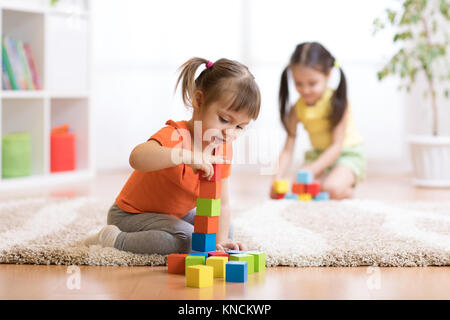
[{"xmin": 115, "ymin": 120, "xmax": 232, "ymax": 218}]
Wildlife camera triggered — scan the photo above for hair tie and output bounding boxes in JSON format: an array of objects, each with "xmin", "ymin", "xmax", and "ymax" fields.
[
  {"xmin": 334, "ymin": 60, "xmax": 340, "ymax": 68},
  {"xmin": 206, "ymin": 61, "xmax": 214, "ymax": 69}
]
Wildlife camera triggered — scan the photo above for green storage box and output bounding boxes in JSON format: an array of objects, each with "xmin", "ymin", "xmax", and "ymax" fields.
[{"xmin": 2, "ymin": 132, "xmax": 31, "ymax": 178}]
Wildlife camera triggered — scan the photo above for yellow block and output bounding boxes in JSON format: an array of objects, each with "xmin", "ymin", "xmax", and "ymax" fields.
[
  {"xmin": 186, "ymin": 265, "xmax": 213, "ymax": 288},
  {"xmin": 273, "ymin": 179, "xmax": 289, "ymax": 194},
  {"xmin": 206, "ymin": 256, "xmax": 228, "ymax": 278},
  {"xmin": 298, "ymin": 193, "xmax": 312, "ymax": 201}
]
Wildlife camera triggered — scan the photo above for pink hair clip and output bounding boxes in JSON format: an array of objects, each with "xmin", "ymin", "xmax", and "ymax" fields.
[{"xmin": 206, "ymin": 61, "xmax": 214, "ymax": 69}]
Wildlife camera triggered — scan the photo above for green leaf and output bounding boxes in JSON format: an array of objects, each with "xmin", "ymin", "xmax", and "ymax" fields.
[{"xmin": 393, "ymin": 31, "xmax": 413, "ymax": 42}]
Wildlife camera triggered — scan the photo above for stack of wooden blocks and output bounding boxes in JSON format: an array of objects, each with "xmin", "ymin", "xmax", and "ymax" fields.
[
  {"xmin": 168, "ymin": 164, "xmax": 266, "ymax": 288},
  {"xmin": 273, "ymin": 170, "xmax": 330, "ymax": 201}
]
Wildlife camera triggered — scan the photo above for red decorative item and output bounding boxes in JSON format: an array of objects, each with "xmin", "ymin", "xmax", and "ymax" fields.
[
  {"xmin": 50, "ymin": 124, "xmax": 75, "ymax": 173},
  {"xmin": 199, "ymin": 164, "xmax": 222, "ymax": 181},
  {"xmin": 306, "ymin": 182, "xmax": 321, "ymax": 196},
  {"xmin": 292, "ymin": 183, "xmax": 305, "ymax": 194}
]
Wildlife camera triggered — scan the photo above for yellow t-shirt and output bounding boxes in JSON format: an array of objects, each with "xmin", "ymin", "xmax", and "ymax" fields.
[{"xmin": 294, "ymin": 88, "xmax": 362, "ymax": 151}]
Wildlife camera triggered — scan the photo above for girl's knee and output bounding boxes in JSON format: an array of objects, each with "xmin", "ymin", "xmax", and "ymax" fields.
[
  {"xmin": 322, "ymin": 182, "xmax": 352, "ymax": 200},
  {"xmin": 173, "ymin": 224, "xmax": 193, "ymax": 253}
]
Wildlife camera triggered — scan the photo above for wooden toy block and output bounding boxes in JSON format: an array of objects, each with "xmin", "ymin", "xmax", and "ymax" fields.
[
  {"xmin": 199, "ymin": 164, "xmax": 222, "ymax": 181},
  {"xmin": 190, "ymin": 252, "xmax": 209, "ymax": 259},
  {"xmin": 229, "ymin": 254, "xmax": 254, "ymax": 274},
  {"xmin": 297, "ymin": 170, "xmax": 313, "ymax": 184},
  {"xmin": 298, "ymin": 193, "xmax": 313, "ymax": 201},
  {"xmin": 306, "ymin": 182, "xmax": 321, "ymax": 196},
  {"xmin": 168, "ymin": 253, "xmax": 189, "ymax": 274},
  {"xmin": 208, "ymin": 251, "xmax": 230, "ymax": 258},
  {"xmin": 273, "ymin": 193, "xmax": 285, "ymax": 200},
  {"xmin": 314, "ymin": 191, "xmax": 330, "ymax": 201},
  {"xmin": 246, "ymin": 251, "xmax": 266, "ymax": 272},
  {"xmin": 206, "ymin": 256, "xmax": 228, "ymax": 278},
  {"xmin": 185, "ymin": 255, "xmax": 205, "ymax": 274},
  {"xmin": 284, "ymin": 193, "xmax": 298, "ymax": 200},
  {"xmin": 273, "ymin": 179, "xmax": 289, "ymax": 194},
  {"xmin": 192, "ymin": 233, "xmax": 216, "ymax": 252},
  {"xmin": 292, "ymin": 183, "xmax": 305, "ymax": 194},
  {"xmin": 186, "ymin": 265, "xmax": 214, "ymax": 288},
  {"xmin": 226, "ymin": 250, "xmax": 247, "ymax": 255},
  {"xmin": 194, "ymin": 215, "xmax": 219, "ymax": 234},
  {"xmin": 196, "ymin": 198, "xmax": 221, "ymax": 216},
  {"xmin": 226, "ymin": 261, "xmax": 248, "ymax": 282},
  {"xmin": 199, "ymin": 180, "xmax": 222, "ymax": 199}
]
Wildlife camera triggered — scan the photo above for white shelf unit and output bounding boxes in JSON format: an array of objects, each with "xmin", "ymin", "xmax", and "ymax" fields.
[{"xmin": 0, "ymin": 1, "xmax": 93, "ymax": 191}]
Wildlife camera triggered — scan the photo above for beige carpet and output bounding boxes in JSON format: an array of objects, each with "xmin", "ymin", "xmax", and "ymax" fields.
[{"xmin": 0, "ymin": 196, "xmax": 449, "ymax": 267}]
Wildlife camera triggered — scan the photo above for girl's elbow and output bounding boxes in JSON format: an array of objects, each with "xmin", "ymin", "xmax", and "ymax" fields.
[{"xmin": 129, "ymin": 147, "xmax": 140, "ymax": 169}]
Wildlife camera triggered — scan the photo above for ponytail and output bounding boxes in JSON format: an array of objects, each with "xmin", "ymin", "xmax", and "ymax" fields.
[
  {"xmin": 175, "ymin": 57, "xmax": 261, "ymax": 120},
  {"xmin": 175, "ymin": 57, "xmax": 209, "ymax": 107},
  {"xmin": 279, "ymin": 66, "xmax": 293, "ymax": 135},
  {"xmin": 330, "ymin": 67, "xmax": 347, "ymax": 127}
]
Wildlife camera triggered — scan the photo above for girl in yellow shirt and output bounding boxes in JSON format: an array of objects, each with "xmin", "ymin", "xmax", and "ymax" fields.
[{"xmin": 271, "ymin": 42, "xmax": 366, "ymax": 200}]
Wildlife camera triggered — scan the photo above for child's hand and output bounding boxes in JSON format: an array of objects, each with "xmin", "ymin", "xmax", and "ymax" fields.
[
  {"xmin": 184, "ymin": 151, "xmax": 229, "ymax": 180},
  {"xmin": 269, "ymin": 184, "xmax": 278, "ymax": 199},
  {"xmin": 216, "ymin": 240, "xmax": 247, "ymax": 252}
]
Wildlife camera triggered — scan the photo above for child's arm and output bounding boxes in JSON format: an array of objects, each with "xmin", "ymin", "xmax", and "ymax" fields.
[
  {"xmin": 303, "ymin": 108, "xmax": 349, "ymax": 177},
  {"xmin": 129, "ymin": 139, "xmax": 228, "ymax": 179},
  {"xmin": 216, "ymin": 177, "xmax": 246, "ymax": 251}
]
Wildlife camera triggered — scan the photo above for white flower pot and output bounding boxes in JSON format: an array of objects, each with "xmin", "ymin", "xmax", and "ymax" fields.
[{"xmin": 408, "ymin": 135, "xmax": 450, "ymax": 187}]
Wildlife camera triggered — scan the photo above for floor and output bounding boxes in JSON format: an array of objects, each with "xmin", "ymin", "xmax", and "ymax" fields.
[{"xmin": 0, "ymin": 169, "xmax": 449, "ymax": 300}]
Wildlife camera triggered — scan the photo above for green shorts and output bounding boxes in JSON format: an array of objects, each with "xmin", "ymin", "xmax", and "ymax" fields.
[{"xmin": 304, "ymin": 144, "xmax": 367, "ymax": 184}]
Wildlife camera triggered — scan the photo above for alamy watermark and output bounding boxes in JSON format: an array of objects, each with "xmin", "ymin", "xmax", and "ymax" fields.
[
  {"xmin": 169, "ymin": 120, "xmax": 283, "ymax": 175},
  {"xmin": 66, "ymin": 265, "xmax": 81, "ymax": 290}
]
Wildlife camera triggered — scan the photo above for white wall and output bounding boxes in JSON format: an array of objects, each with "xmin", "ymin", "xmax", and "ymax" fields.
[{"xmin": 91, "ymin": 0, "xmax": 439, "ymax": 172}]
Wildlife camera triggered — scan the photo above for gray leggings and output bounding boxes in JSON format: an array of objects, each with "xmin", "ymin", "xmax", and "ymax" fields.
[{"xmin": 107, "ymin": 202, "xmax": 233, "ymax": 255}]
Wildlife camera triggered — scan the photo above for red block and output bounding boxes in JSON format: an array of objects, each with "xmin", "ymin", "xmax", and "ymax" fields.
[
  {"xmin": 292, "ymin": 183, "xmax": 305, "ymax": 194},
  {"xmin": 194, "ymin": 215, "xmax": 219, "ymax": 234},
  {"xmin": 274, "ymin": 193, "xmax": 285, "ymax": 200},
  {"xmin": 208, "ymin": 252, "xmax": 230, "ymax": 258},
  {"xmin": 306, "ymin": 182, "xmax": 321, "ymax": 196},
  {"xmin": 199, "ymin": 164, "xmax": 222, "ymax": 181},
  {"xmin": 168, "ymin": 253, "xmax": 188, "ymax": 274},
  {"xmin": 199, "ymin": 180, "xmax": 222, "ymax": 199}
]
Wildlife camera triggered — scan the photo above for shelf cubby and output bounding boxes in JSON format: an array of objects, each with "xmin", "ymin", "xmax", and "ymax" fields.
[
  {"xmin": 1, "ymin": 98, "xmax": 45, "ymax": 177},
  {"xmin": 50, "ymin": 98, "xmax": 89, "ymax": 171},
  {"xmin": 0, "ymin": 1, "xmax": 92, "ymax": 191}
]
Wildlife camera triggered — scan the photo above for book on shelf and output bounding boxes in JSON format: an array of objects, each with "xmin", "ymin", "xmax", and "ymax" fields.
[{"xmin": 2, "ymin": 36, "xmax": 41, "ymax": 91}]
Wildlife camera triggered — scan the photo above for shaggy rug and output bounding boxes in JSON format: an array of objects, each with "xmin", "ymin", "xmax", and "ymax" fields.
[{"xmin": 0, "ymin": 196, "xmax": 449, "ymax": 267}]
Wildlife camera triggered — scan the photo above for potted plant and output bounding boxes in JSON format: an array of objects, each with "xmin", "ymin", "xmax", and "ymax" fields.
[{"xmin": 373, "ymin": 0, "xmax": 450, "ymax": 187}]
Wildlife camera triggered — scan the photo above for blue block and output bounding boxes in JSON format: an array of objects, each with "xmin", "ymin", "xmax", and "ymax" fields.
[
  {"xmin": 190, "ymin": 252, "xmax": 209, "ymax": 259},
  {"xmin": 226, "ymin": 261, "xmax": 248, "ymax": 282},
  {"xmin": 284, "ymin": 193, "xmax": 298, "ymax": 200},
  {"xmin": 314, "ymin": 192, "xmax": 330, "ymax": 201},
  {"xmin": 297, "ymin": 170, "xmax": 313, "ymax": 184},
  {"xmin": 226, "ymin": 250, "xmax": 247, "ymax": 255},
  {"xmin": 192, "ymin": 233, "xmax": 216, "ymax": 252}
]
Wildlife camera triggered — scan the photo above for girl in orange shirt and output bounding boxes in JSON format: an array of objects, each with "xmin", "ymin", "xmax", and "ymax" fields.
[{"xmin": 84, "ymin": 57, "xmax": 261, "ymax": 255}]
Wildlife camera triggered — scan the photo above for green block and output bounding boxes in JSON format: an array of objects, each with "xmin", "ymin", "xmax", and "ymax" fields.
[
  {"xmin": 229, "ymin": 254, "xmax": 254, "ymax": 274},
  {"xmin": 196, "ymin": 198, "xmax": 220, "ymax": 217},
  {"xmin": 246, "ymin": 251, "xmax": 266, "ymax": 272},
  {"xmin": 2, "ymin": 133, "xmax": 31, "ymax": 178},
  {"xmin": 185, "ymin": 255, "xmax": 205, "ymax": 273}
]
